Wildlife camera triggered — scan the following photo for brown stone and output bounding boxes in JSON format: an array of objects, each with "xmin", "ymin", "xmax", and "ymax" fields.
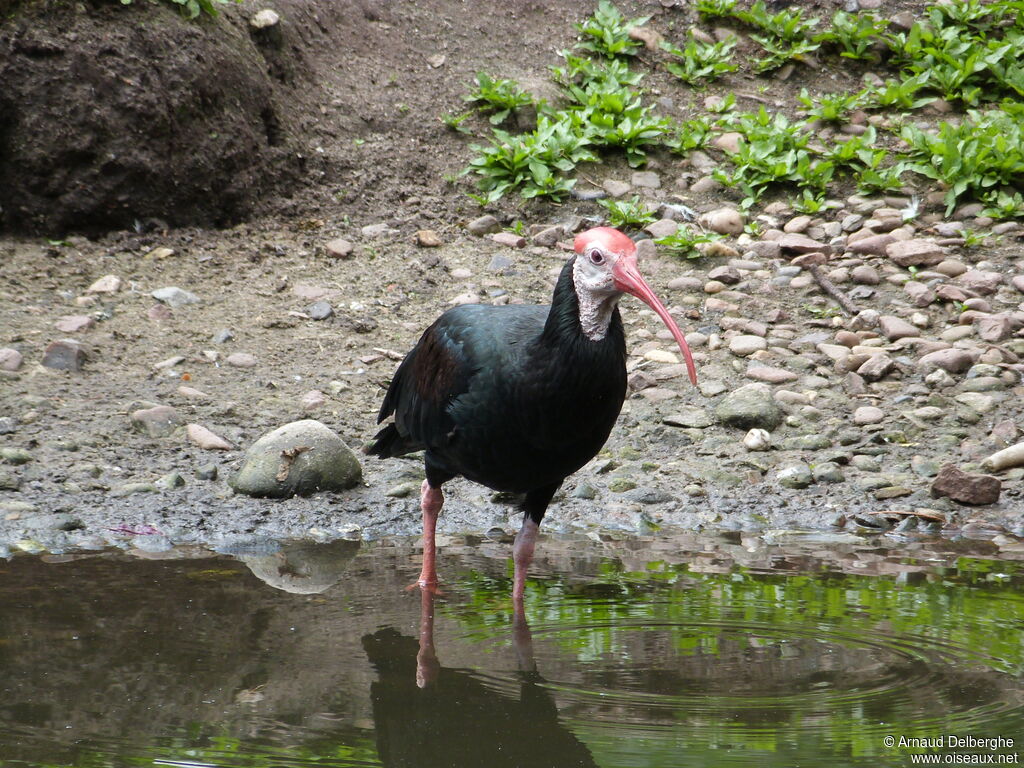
[
  {"xmin": 777, "ymin": 233, "xmax": 831, "ymax": 255},
  {"xmin": 930, "ymin": 464, "xmax": 1001, "ymax": 505},
  {"xmin": 886, "ymin": 239, "xmax": 946, "ymax": 267},
  {"xmin": 41, "ymin": 339, "xmax": 86, "ymax": 371}
]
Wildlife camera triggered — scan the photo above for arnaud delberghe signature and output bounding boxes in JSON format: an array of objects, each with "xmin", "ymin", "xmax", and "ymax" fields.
[{"xmin": 898, "ymin": 735, "xmax": 1016, "ymax": 750}]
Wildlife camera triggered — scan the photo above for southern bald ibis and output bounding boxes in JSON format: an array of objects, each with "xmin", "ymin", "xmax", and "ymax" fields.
[{"xmin": 367, "ymin": 227, "xmax": 696, "ymax": 599}]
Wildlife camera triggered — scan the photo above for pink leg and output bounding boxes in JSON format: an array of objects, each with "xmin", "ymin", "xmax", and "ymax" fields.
[
  {"xmin": 512, "ymin": 517, "xmax": 540, "ymax": 602},
  {"xmin": 413, "ymin": 479, "xmax": 444, "ymax": 593},
  {"xmin": 416, "ymin": 589, "xmax": 440, "ymax": 688}
]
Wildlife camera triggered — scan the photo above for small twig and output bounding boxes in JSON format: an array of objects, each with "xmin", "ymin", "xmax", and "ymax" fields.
[
  {"xmin": 792, "ymin": 252, "xmax": 861, "ymax": 316},
  {"xmin": 808, "ymin": 265, "xmax": 860, "ymax": 316},
  {"xmin": 735, "ymin": 91, "xmax": 772, "ymax": 105}
]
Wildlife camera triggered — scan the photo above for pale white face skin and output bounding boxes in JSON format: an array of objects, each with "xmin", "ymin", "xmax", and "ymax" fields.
[{"xmin": 572, "ymin": 243, "xmax": 624, "ymax": 341}]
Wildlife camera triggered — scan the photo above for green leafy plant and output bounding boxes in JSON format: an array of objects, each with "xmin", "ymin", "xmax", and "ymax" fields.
[
  {"xmin": 661, "ymin": 37, "xmax": 738, "ymax": 86},
  {"xmin": 654, "ymin": 226, "xmax": 723, "ymax": 259},
  {"xmin": 792, "ymin": 189, "xmax": 839, "ymax": 214},
  {"xmin": 551, "ymin": 51, "xmax": 644, "ymax": 88},
  {"xmin": 441, "ymin": 110, "xmax": 475, "ymax": 134},
  {"xmin": 119, "ymin": 0, "xmax": 237, "ymax": 18},
  {"xmin": 900, "ymin": 109, "xmax": 1024, "ymax": 215},
  {"xmin": 666, "ymin": 118, "xmax": 714, "ymax": 154},
  {"xmin": 463, "ymin": 72, "xmax": 535, "ymax": 125},
  {"xmin": 858, "ymin": 73, "xmax": 937, "ymax": 110},
  {"xmin": 797, "ymin": 88, "xmax": 862, "ymax": 123},
  {"xmin": 466, "ymin": 116, "xmax": 597, "ymax": 202},
  {"xmin": 713, "ymin": 107, "xmax": 825, "ymax": 207},
  {"xmin": 575, "ymin": 0, "xmax": 651, "ymax": 58},
  {"xmin": 598, "ymin": 196, "xmax": 657, "ymax": 227},
  {"xmin": 694, "ymin": 0, "xmax": 738, "ymax": 20},
  {"xmin": 814, "ymin": 10, "xmax": 888, "ymax": 60}
]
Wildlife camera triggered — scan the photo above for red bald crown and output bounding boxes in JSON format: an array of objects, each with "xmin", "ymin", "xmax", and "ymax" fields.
[{"xmin": 574, "ymin": 227, "xmax": 636, "ymax": 256}]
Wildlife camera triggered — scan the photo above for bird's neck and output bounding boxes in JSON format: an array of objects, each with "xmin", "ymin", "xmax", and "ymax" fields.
[
  {"xmin": 572, "ymin": 257, "xmax": 622, "ymax": 341},
  {"xmin": 542, "ymin": 256, "xmax": 624, "ymax": 349}
]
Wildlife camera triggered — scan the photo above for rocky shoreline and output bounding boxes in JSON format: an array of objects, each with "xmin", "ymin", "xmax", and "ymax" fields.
[{"xmin": 1, "ymin": 180, "xmax": 1023, "ymax": 559}]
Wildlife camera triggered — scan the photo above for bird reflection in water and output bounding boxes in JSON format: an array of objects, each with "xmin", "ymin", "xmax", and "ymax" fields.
[{"xmin": 363, "ymin": 592, "xmax": 595, "ymax": 768}]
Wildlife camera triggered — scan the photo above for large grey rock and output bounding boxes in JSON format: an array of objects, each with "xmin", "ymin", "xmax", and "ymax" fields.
[
  {"xmin": 714, "ymin": 383, "xmax": 782, "ymax": 430},
  {"xmin": 230, "ymin": 420, "xmax": 362, "ymax": 498}
]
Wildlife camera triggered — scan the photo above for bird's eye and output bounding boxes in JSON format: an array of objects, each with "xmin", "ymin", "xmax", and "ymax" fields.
[{"xmin": 588, "ymin": 249, "xmax": 605, "ymax": 265}]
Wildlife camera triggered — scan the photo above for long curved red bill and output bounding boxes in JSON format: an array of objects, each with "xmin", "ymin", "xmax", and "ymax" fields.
[{"xmin": 613, "ymin": 253, "xmax": 698, "ymax": 386}]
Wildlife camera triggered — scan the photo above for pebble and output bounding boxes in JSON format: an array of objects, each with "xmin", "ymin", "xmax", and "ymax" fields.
[
  {"xmin": 903, "ymin": 281, "xmax": 935, "ymax": 307},
  {"xmin": 783, "ymin": 215, "xmax": 812, "ymax": 233},
  {"xmin": 886, "ymin": 240, "xmax": 945, "ymax": 267},
  {"xmin": 777, "ymin": 233, "xmax": 829, "ymax": 255},
  {"xmin": 416, "ymin": 229, "xmax": 442, "ymax": 247},
  {"xmin": 186, "ymin": 423, "xmax": 233, "ymax": 451},
  {"xmin": 226, "ymin": 353, "xmax": 258, "ymax": 368},
  {"xmin": 491, "ymin": 232, "xmax": 526, "ymax": 248},
  {"xmin": 812, "ymin": 462, "xmax": 844, "ymax": 483},
  {"xmin": 644, "ymin": 349, "xmax": 679, "ymax": 364},
  {"xmin": 703, "ymin": 208, "xmax": 745, "ymax": 235},
  {"xmin": 130, "ymin": 405, "xmax": 182, "ymax": 438},
  {"xmin": 853, "ymin": 406, "xmax": 884, "ymax": 425},
  {"xmin": 728, "ymin": 335, "xmax": 767, "ymax": 357},
  {"xmin": 663, "ymin": 408, "xmax": 713, "ymax": 429},
  {"xmin": 878, "ymin": 315, "xmax": 920, "ymax": 341},
  {"xmin": 777, "ymin": 465, "xmax": 813, "ymax": 489},
  {"xmin": 935, "ymin": 259, "xmax": 968, "ymax": 277},
  {"xmin": 645, "ymin": 219, "xmax": 678, "ymax": 239},
  {"xmin": 603, "ymin": 179, "xmax": 631, "ymax": 198},
  {"xmin": 856, "ymin": 354, "xmax": 893, "ymax": 381},
  {"xmin": 851, "ymin": 265, "xmax": 879, "ymax": 284},
  {"xmin": 361, "ymin": 222, "xmax": 395, "ymax": 239},
  {"xmin": 631, "ymin": 171, "xmax": 661, "ymax": 189},
  {"xmin": 152, "ymin": 287, "xmax": 200, "ymax": 308},
  {"xmin": 0, "ymin": 348, "xmax": 23, "ymax": 371},
  {"xmin": 532, "ymin": 225, "xmax": 566, "ymax": 247},
  {"xmin": 308, "ymin": 301, "xmax": 333, "ymax": 320},
  {"xmin": 87, "ymin": 274, "xmax": 123, "ymax": 293},
  {"xmin": 325, "ymin": 238, "xmax": 354, "ymax": 258},
  {"xmin": 911, "ymin": 455, "xmax": 941, "ymax": 477},
  {"xmin": 743, "ymin": 428, "xmax": 771, "ymax": 451},
  {"xmin": 715, "ymin": 383, "xmax": 783, "ymax": 430},
  {"xmin": 745, "ymin": 366, "xmax": 797, "ymax": 384},
  {"xmin": 930, "ymin": 464, "xmax": 1001, "ymax": 505},
  {"xmin": 301, "ymin": 390, "xmax": 326, "ymax": 411},
  {"xmin": 917, "ymin": 348, "xmax": 975, "ymax": 374},
  {"xmin": 54, "ymin": 315, "xmax": 95, "ymax": 333},
  {"xmin": 847, "ymin": 233, "xmax": 895, "ymax": 256},
  {"xmin": 468, "ymin": 214, "xmax": 501, "ymax": 236},
  {"xmin": 41, "ymin": 340, "xmax": 86, "ymax": 371},
  {"xmin": 195, "ymin": 464, "xmax": 219, "ymax": 481},
  {"xmin": 850, "ymin": 454, "xmax": 881, "ymax": 472},
  {"xmin": 958, "ymin": 270, "xmax": 1002, "ymax": 295}
]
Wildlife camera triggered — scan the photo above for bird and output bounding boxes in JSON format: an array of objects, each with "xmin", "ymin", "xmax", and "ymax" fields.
[{"xmin": 367, "ymin": 226, "xmax": 696, "ymax": 600}]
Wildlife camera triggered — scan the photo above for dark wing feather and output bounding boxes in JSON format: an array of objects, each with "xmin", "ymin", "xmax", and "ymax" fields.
[
  {"xmin": 366, "ymin": 304, "xmax": 548, "ymax": 459},
  {"xmin": 366, "ymin": 310, "xmax": 475, "ymax": 458}
]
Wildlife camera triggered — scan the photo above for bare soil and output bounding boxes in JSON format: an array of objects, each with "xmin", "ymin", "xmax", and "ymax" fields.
[{"xmin": 1, "ymin": 0, "xmax": 1022, "ymax": 555}]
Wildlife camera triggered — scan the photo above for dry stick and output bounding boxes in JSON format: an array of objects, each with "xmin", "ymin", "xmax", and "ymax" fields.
[
  {"xmin": 791, "ymin": 252, "xmax": 861, "ymax": 317},
  {"xmin": 808, "ymin": 265, "xmax": 861, "ymax": 316}
]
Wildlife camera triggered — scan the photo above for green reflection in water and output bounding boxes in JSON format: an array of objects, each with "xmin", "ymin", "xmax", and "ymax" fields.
[
  {"xmin": 1, "ymin": 538, "xmax": 1022, "ymax": 768},
  {"xmin": 444, "ymin": 554, "xmax": 1024, "ymax": 768}
]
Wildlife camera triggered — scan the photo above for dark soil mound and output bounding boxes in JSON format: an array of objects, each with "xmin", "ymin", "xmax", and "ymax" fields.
[{"xmin": 0, "ymin": 0, "xmax": 308, "ymax": 235}]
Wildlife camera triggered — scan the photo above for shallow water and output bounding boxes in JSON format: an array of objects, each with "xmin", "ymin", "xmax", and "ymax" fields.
[{"xmin": 1, "ymin": 531, "xmax": 1022, "ymax": 768}]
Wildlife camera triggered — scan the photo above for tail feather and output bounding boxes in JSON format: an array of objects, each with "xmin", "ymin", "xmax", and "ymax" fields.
[{"xmin": 365, "ymin": 423, "xmax": 421, "ymax": 458}]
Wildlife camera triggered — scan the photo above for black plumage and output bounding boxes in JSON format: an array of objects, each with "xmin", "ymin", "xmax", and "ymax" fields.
[{"xmin": 367, "ymin": 227, "xmax": 695, "ymax": 599}]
